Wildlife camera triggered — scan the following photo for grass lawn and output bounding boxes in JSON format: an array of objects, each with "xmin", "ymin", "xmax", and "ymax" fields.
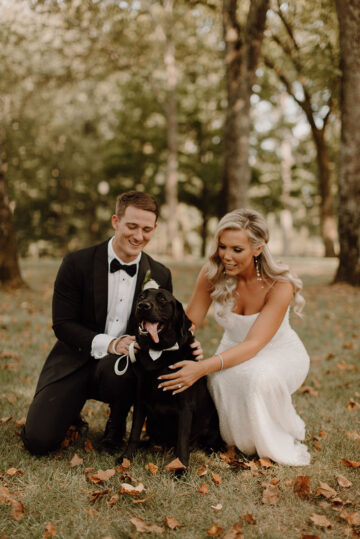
[{"xmin": 0, "ymin": 257, "xmax": 359, "ymax": 539}]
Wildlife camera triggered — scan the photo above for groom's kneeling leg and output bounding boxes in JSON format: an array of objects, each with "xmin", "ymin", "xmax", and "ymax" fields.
[{"xmin": 22, "ymin": 369, "xmax": 89, "ymax": 455}]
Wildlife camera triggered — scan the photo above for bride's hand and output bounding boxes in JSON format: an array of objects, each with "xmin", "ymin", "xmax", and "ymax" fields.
[{"xmin": 157, "ymin": 360, "xmax": 205, "ymax": 394}]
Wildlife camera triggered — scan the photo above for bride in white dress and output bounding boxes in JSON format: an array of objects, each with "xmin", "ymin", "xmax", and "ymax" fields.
[{"xmin": 158, "ymin": 208, "xmax": 310, "ymax": 466}]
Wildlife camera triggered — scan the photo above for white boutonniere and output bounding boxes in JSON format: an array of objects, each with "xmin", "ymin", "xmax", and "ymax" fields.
[{"xmin": 142, "ymin": 269, "xmax": 160, "ymax": 291}]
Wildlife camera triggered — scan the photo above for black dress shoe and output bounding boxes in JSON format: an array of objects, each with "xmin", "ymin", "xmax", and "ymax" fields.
[{"xmin": 99, "ymin": 418, "xmax": 126, "ymax": 455}]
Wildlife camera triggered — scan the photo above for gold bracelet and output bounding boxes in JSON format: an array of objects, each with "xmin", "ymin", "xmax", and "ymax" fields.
[{"xmin": 217, "ymin": 353, "xmax": 224, "ymax": 370}]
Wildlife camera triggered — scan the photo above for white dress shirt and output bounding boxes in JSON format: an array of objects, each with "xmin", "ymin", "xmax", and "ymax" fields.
[{"xmin": 91, "ymin": 238, "xmax": 141, "ymax": 359}]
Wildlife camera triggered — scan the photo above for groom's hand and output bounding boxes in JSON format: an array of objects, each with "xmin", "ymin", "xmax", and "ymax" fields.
[{"xmin": 108, "ymin": 335, "xmax": 139, "ymax": 356}]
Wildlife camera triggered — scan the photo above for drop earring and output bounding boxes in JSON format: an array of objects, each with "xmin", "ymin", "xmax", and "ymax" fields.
[{"xmin": 254, "ymin": 255, "xmax": 263, "ymax": 282}]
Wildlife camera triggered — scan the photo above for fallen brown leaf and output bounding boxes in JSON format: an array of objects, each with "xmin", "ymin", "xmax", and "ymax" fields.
[
  {"xmin": 107, "ymin": 494, "xmax": 120, "ymax": 506},
  {"xmin": 299, "ymin": 385, "xmax": 318, "ymax": 396},
  {"xmin": 145, "ymin": 462, "xmax": 158, "ymax": 476},
  {"xmin": 347, "ymin": 399, "xmax": 360, "ymax": 411},
  {"xmin": 6, "ymin": 468, "xmax": 24, "ymax": 476},
  {"xmin": 120, "ymin": 482, "xmax": 145, "ymax": 496},
  {"xmin": 84, "ymin": 441, "xmax": 94, "ymax": 452},
  {"xmin": 346, "ymin": 431, "xmax": 360, "ymax": 442},
  {"xmin": 241, "ymin": 512, "xmax": 256, "ymax": 524},
  {"xmin": 211, "ymin": 472, "xmax": 222, "ymax": 485},
  {"xmin": 206, "ymin": 524, "xmax": 223, "ymax": 537},
  {"xmin": 88, "ymin": 469, "xmax": 115, "ymax": 483},
  {"xmin": 258, "ymin": 457, "xmax": 275, "ymax": 468},
  {"xmin": 262, "ymin": 483, "xmax": 279, "ymax": 505},
  {"xmin": 211, "ymin": 504, "xmax": 223, "ymax": 511},
  {"xmin": 89, "ymin": 489, "xmax": 112, "ymax": 504},
  {"xmin": 70, "ymin": 453, "xmax": 83, "ymax": 467},
  {"xmin": 197, "ymin": 464, "xmax": 208, "ymax": 476},
  {"xmin": 315, "ymin": 481, "xmax": 337, "ymax": 499},
  {"xmin": 164, "ymin": 458, "xmax": 186, "ymax": 472},
  {"xmin": 223, "ymin": 522, "xmax": 244, "ymax": 539},
  {"xmin": 313, "ymin": 441, "xmax": 322, "ymax": 451},
  {"xmin": 1, "ymin": 417, "xmax": 11, "ymax": 423},
  {"xmin": 132, "ymin": 494, "xmax": 156, "ymax": 504},
  {"xmin": 130, "ymin": 517, "xmax": 164, "ymax": 534},
  {"xmin": 164, "ymin": 516, "xmax": 183, "ymax": 530},
  {"xmin": 340, "ymin": 459, "xmax": 360, "ymax": 468},
  {"xmin": 336, "ymin": 475, "xmax": 352, "ymax": 488},
  {"xmin": 309, "ymin": 513, "xmax": 333, "ymax": 528},
  {"xmin": 43, "ymin": 521, "xmax": 57, "ymax": 538},
  {"xmin": 121, "ymin": 458, "xmax": 131, "ymax": 469},
  {"xmin": 339, "ymin": 509, "xmax": 360, "ymax": 526},
  {"xmin": 10, "ymin": 499, "xmax": 25, "ymax": 521},
  {"xmin": 197, "ymin": 484, "xmax": 209, "ymax": 495},
  {"xmin": 15, "ymin": 417, "xmax": 26, "ymax": 427}
]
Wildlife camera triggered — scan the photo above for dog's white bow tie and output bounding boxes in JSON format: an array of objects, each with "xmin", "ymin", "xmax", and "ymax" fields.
[{"xmin": 149, "ymin": 343, "xmax": 179, "ymax": 361}]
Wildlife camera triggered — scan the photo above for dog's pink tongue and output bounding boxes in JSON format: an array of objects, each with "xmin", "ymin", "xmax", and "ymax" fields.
[{"xmin": 144, "ymin": 321, "xmax": 160, "ymax": 343}]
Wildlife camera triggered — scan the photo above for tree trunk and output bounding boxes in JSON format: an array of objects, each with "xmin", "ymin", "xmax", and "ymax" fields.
[
  {"xmin": 334, "ymin": 0, "xmax": 360, "ymax": 285},
  {"xmin": 220, "ymin": 0, "xmax": 269, "ymax": 216},
  {"xmin": 312, "ymin": 130, "xmax": 337, "ymax": 257},
  {"xmin": 0, "ymin": 162, "xmax": 24, "ymax": 288}
]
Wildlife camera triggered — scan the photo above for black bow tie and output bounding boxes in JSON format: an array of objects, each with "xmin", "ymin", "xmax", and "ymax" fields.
[{"xmin": 110, "ymin": 258, "xmax": 137, "ymax": 277}]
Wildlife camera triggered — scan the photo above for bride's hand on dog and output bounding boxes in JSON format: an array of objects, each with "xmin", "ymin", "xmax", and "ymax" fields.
[
  {"xmin": 157, "ymin": 361, "xmax": 205, "ymax": 394},
  {"xmin": 191, "ymin": 338, "xmax": 203, "ymax": 361}
]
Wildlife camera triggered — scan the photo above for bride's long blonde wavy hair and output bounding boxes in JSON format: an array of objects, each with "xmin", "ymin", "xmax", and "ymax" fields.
[{"xmin": 207, "ymin": 208, "xmax": 305, "ymax": 317}]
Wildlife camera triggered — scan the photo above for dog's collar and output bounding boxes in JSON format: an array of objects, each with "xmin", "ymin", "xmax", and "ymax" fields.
[{"xmin": 149, "ymin": 342, "xmax": 179, "ymax": 361}]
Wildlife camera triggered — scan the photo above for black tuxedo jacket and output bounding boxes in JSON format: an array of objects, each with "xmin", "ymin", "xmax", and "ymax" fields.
[{"xmin": 35, "ymin": 239, "xmax": 172, "ymax": 394}]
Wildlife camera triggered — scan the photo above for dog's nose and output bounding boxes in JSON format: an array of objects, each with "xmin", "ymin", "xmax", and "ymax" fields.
[{"xmin": 138, "ymin": 301, "xmax": 151, "ymax": 310}]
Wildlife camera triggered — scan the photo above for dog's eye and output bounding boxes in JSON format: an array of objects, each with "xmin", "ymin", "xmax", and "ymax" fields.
[
  {"xmin": 138, "ymin": 293, "xmax": 146, "ymax": 301},
  {"xmin": 157, "ymin": 293, "xmax": 166, "ymax": 303}
]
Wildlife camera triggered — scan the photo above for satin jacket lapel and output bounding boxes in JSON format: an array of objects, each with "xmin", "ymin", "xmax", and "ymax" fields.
[{"xmin": 93, "ymin": 240, "xmax": 109, "ymax": 331}]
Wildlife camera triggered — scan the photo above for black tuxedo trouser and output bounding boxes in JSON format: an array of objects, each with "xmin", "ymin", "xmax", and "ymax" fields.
[{"xmin": 21, "ymin": 354, "xmax": 136, "ymax": 455}]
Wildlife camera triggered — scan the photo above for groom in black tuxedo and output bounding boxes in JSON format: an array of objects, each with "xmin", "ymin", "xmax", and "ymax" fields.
[{"xmin": 21, "ymin": 191, "xmax": 173, "ymax": 454}]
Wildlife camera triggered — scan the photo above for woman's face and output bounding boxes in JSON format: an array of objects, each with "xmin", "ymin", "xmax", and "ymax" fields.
[{"xmin": 218, "ymin": 229, "xmax": 261, "ymax": 277}]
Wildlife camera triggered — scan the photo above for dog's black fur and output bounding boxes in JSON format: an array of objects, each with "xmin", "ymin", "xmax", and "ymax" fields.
[{"xmin": 119, "ymin": 288, "xmax": 222, "ymax": 468}]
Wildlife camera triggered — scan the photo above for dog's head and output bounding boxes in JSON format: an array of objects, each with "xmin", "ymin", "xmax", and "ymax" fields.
[{"xmin": 134, "ymin": 288, "xmax": 192, "ymax": 351}]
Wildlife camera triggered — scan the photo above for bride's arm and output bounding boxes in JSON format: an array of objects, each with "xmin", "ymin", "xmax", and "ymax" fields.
[
  {"xmin": 159, "ymin": 281, "xmax": 294, "ymax": 393},
  {"xmin": 185, "ymin": 264, "xmax": 213, "ymax": 331}
]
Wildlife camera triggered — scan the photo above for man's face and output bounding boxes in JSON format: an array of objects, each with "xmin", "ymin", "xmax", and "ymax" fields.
[{"xmin": 111, "ymin": 205, "xmax": 157, "ymax": 262}]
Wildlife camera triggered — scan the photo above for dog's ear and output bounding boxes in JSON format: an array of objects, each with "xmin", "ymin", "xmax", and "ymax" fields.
[{"xmin": 174, "ymin": 299, "xmax": 192, "ymax": 346}]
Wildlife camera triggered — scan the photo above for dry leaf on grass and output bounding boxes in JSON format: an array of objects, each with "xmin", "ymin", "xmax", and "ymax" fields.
[
  {"xmin": 211, "ymin": 472, "xmax": 222, "ymax": 485},
  {"xmin": 130, "ymin": 517, "xmax": 164, "ymax": 534},
  {"xmin": 346, "ymin": 431, "xmax": 360, "ymax": 442},
  {"xmin": 43, "ymin": 522, "xmax": 57, "ymax": 538},
  {"xmin": 294, "ymin": 476, "xmax": 311, "ymax": 499},
  {"xmin": 258, "ymin": 457, "xmax": 275, "ymax": 468},
  {"xmin": 337, "ymin": 475, "xmax": 352, "ymax": 488},
  {"xmin": 10, "ymin": 499, "xmax": 25, "ymax": 521},
  {"xmin": 197, "ymin": 464, "xmax": 208, "ymax": 476},
  {"xmin": 223, "ymin": 522, "xmax": 244, "ymax": 539},
  {"xmin": 197, "ymin": 484, "xmax": 209, "ymax": 495},
  {"xmin": 299, "ymin": 386, "xmax": 318, "ymax": 396},
  {"xmin": 70, "ymin": 453, "xmax": 83, "ymax": 467},
  {"xmin": 89, "ymin": 489, "xmax": 112, "ymax": 504},
  {"xmin": 164, "ymin": 516, "xmax": 183, "ymax": 529},
  {"xmin": 241, "ymin": 512, "xmax": 256, "ymax": 524},
  {"xmin": 211, "ymin": 504, "xmax": 223, "ymax": 511},
  {"xmin": 145, "ymin": 462, "xmax": 158, "ymax": 476},
  {"xmin": 1, "ymin": 417, "xmax": 12, "ymax": 423},
  {"xmin": 262, "ymin": 483, "xmax": 279, "ymax": 505},
  {"xmin": 164, "ymin": 458, "xmax": 186, "ymax": 472},
  {"xmin": 206, "ymin": 524, "xmax": 223, "ymax": 537},
  {"xmin": 15, "ymin": 417, "xmax": 26, "ymax": 426},
  {"xmin": 347, "ymin": 399, "xmax": 360, "ymax": 411},
  {"xmin": 301, "ymin": 535, "xmax": 320, "ymax": 539},
  {"xmin": 132, "ymin": 493, "xmax": 156, "ymax": 504},
  {"xmin": 6, "ymin": 468, "xmax": 24, "ymax": 476},
  {"xmin": 107, "ymin": 494, "xmax": 120, "ymax": 506},
  {"xmin": 339, "ymin": 509, "xmax": 360, "ymax": 526},
  {"xmin": 309, "ymin": 514, "xmax": 333, "ymax": 528},
  {"xmin": 84, "ymin": 441, "xmax": 94, "ymax": 452},
  {"xmin": 120, "ymin": 458, "xmax": 131, "ymax": 469},
  {"xmin": 315, "ymin": 481, "xmax": 337, "ymax": 499},
  {"xmin": 340, "ymin": 459, "xmax": 360, "ymax": 468},
  {"xmin": 313, "ymin": 441, "xmax": 322, "ymax": 452},
  {"xmin": 87, "ymin": 469, "xmax": 115, "ymax": 483},
  {"xmin": 120, "ymin": 482, "xmax": 145, "ymax": 496}
]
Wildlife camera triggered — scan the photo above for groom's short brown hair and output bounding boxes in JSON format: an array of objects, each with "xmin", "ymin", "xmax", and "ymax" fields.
[{"xmin": 115, "ymin": 191, "xmax": 159, "ymax": 220}]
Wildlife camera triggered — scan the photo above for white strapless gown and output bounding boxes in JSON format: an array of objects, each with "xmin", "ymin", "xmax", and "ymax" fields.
[{"xmin": 207, "ymin": 304, "xmax": 311, "ymax": 466}]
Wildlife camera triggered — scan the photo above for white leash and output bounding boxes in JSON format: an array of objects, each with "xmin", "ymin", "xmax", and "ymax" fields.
[{"xmin": 114, "ymin": 341, "xmax": 137, "ymax": 376}]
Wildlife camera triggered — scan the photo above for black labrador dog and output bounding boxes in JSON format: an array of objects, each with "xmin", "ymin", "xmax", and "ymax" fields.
[{"xmin": 118, "ymin": 287, "xmax": 222, "ymax": 469}]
